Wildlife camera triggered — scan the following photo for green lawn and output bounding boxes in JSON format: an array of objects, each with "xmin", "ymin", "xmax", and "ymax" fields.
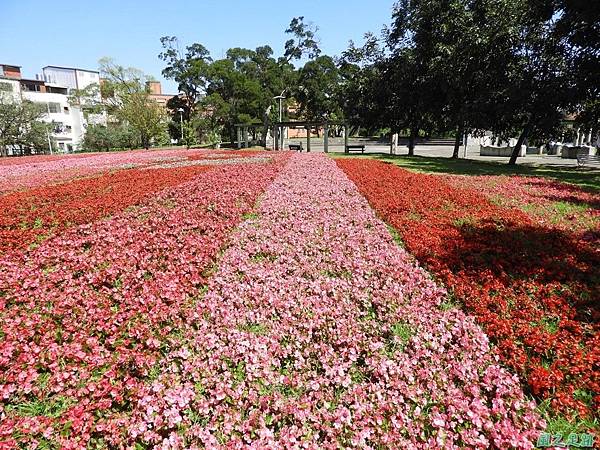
[{"xmin": 331, "ymin": 153, "xmax": 600, "ymax": 192}]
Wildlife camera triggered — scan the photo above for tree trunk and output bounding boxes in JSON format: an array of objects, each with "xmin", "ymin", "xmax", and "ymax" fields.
[
  {"xmin": 408, "ymin": 126, "xmax": 417, "ymax": 156},
  {"xmin": 508, "ymin": 121, "xmax": 532, "ymax": 165},
  {"xmin": 452, "ymin": 122, "xmax": 464, "ymax": 159},
  {"xmin": 261, "ymin": 124, "xmax": 269, "ymax": 147},
  {"xmin": 229, "ymin": 126, "xmax": 237, "ymax": 146}
]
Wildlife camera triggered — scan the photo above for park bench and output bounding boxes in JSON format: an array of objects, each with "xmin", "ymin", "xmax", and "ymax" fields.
[
  {"xmin": 576, "ymin": 154, "xmax": 600, "ymax": 167},
  {"xmin": 288, "ymin": 142, "xmax": 303, "ymax": 152},
  {"xmin": 345, "ymin": 144, "xmax": 365, "ymax": 153}
]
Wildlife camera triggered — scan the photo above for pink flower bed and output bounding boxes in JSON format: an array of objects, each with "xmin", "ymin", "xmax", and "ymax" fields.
[
  {"xmin": 0, "ymin": 153, "xmax": 97, "ymax": 167},
  {"xmin": 122, "ymin": 154, "xmax": 543, "ymax": 448},
  {"xmin": 0, "ymin": 155, "xmax": 287, "ymax": 448}
]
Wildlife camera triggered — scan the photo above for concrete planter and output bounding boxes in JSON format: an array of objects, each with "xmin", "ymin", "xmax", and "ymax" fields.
[
  {"xmin": 561, "ymin": 146, "xmax": 579, "ymax": 159},
  {"xmin": 480, "ymin": 145, "xmax": 525, "ymax": 157},
  {"xmin": 548, "ymin": 144, "xmax": 562, "ymax": 156},
  {"xmin": 526, "ymin": 146, "xmax": 544, "ymax": 155},
  {"xmin": 560, "ymin": 146, "xmax": 597, "ymax": 159}
]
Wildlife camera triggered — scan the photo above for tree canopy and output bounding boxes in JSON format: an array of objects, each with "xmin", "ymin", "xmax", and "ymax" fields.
[
  {"xmin": 155, "ymin": 6, "xmax": 599, "ymax": 163},
  {"xmin": 99, "ymin": 58, "xmax": 168, "ymax": 149},
  {"xmin": 0, "ymin": 99, "xmax": 52, "ymax": 156}
]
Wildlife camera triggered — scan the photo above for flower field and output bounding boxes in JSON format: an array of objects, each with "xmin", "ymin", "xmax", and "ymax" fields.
[
  {"xmin": 0, "ymin": 149, "xmax": 287, "ymax": 448},
  {"xmin": 337, "ymin": 159, "xmax": 599, "ymax": 430},
  {"xmin": 0, "ymin": 149, "xmax": 263, "ymax": 194},
  {"xmin": 0, "ymin": 165, "xmax": 212, "ymax": 255},
  {"xmin": 0, "ymin": 151, "xmax": 548, "ymax": 448},
  {"xmin": 443, "ymin": 174, "xmax": 599, "ymax": 239},
  {"xmin": 9, "ymin": 149, "xmax": 600, "ymax": 447}
]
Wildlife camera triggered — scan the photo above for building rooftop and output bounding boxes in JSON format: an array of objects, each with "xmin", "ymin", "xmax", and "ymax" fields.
[
  {"xmin": 0, "ymin": 64, "xmax": 22, "ymax": 68},
  {"xmin": 43, "ymin": 65, "xmax": 99, "ymax": 74}
]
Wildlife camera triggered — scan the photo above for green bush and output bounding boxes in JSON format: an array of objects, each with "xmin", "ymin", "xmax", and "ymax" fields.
[{"xmin": 81, "ymin": 124, "xmax": 140, "ymax": 151}]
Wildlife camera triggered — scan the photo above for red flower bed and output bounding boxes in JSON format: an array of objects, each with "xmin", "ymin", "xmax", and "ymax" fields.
[
  {"xmin": 337, "ymin": 159, "xmax": 600, "ymax": 421},
  {"xmin": 0, "ymin": 165, "xmax": 212, "ymax": 256}
]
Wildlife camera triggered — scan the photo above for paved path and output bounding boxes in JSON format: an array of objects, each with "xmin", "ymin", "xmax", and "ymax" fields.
[{"xmin": 284, "ymin": 138, "xmax": 587, "ymax": 168}]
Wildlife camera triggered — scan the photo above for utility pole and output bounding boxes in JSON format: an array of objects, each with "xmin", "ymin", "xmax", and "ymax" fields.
[
  {"xmin": 273, "ymin": 90, "xmax": 286, "ymax": 150},
  {"xmin": 178, "ymin": 108, "xmax": 184, "ymax": 145}
]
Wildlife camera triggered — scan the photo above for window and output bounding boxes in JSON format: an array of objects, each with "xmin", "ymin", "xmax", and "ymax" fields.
[
  {"xmin": 66, "ymin": 125, "xmax": 72, "ymax": 131},
  {"xmin": 67, "ymin": 144, "xmax": 73, "ymax": 152},
  {"xmin": 48, "ymin": 102, "xmax": 61, "ymax": 113},
  {"xmin": 22, "ymin": 82, "xmax": 41, "ymax": 92},
  {"xmin": 47, "ymin": 86, "xmax": 68, "ymax": 94},
  {"xmin": 64, "ymin": 106, "xmax": 69, "ymax": 113}
]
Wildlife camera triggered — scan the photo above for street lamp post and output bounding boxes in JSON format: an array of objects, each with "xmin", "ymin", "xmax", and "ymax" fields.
[
  {"xmin": 178, "ymin": 108, "xmax": 184, "ymax": 146},
  {"xmin": 273, "ymin": 90, "xmax": 286, "ymax": 150}
]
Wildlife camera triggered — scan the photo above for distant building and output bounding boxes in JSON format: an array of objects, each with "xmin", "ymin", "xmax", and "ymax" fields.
[
  {"xmin": 0, "ymin": 65, "xmax": 22, "ymax": 102},
  {"xmin": 0, "ymin": 63, "xmax": 102, "ymax": 153},
  {"xmin": 1, "ymin": 63, "xmax": 177, "ymax": 154},
  {"xmin": 21, "ymin": 87, "xmax": 84, "ymax": 153},
  {"xmin": 42, "ymin": 66, "xmax": 101, "ymax": 93},
  {"xmin": 146, "ymin": 81, "xmax": 176, "ymax": 108},
  {"xmin": 0, "ymin": 64, "xmax": 22, "ymax": 79}
]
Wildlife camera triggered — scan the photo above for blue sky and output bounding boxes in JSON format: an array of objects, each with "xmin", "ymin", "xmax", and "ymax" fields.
[{"xmin": 0, "ymin": 0, "xmax": 395, "ymax": 93}]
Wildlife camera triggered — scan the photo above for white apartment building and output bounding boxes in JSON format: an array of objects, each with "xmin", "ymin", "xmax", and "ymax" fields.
[
  {"xmin": 1, "ymin": 64, "xmax": 103, "ymax": 153},
  {"xmin": 21, "ymin": 88, "xmax": 84, "ymax": 153},
  {"xmin": 42, "ymin": 66, "xmax": 101, "ymax": 92},
  {"xmin": 43, "ymin": 65, "xmax": 106, "ymax": 128}
]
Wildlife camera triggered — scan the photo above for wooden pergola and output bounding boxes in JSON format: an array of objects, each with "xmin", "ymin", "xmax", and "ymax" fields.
[{"xmin": 235, "ymin": 121, "xmax": 350, "ymax": 153}]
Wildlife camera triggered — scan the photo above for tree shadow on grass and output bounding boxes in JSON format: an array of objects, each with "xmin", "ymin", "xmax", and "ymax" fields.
[{"xmin": 520, "ymin": 179, "xmax": 600, "ymax": 211}]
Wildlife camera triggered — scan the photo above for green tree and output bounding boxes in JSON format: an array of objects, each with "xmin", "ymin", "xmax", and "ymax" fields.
[
  {"xmin": 339, "ymin": 34, "xmax": 385, "ymax": 135},
  {"xmin": 502, "ymin": 2, "xmax": 570, "ymax": 165},
  {"xmin": 376, "ymin": 0, "xmax": 450, "ymax": 156},
  {"xmin": 284, "ymin": 16, "xmax": 322, "ymax": 62},
  {"xmin": 158, "ymin": 18, "xmax": 312, "ymax": 146},
  {"xmin": 81, "ymin": 124, "xmax": 140, "ymax": 151},
  {"xmin": 295, "ymin": 56, "xmax": 342, "ymax": 123},
  {"xmin": 119, "ymin": 92, "xmax": 167, "ymax": 149},
  {"xmin": 411, "ymin": 0, "xmax": 525, "ymax": 158},
  {"xmin": 196, "ymin": 92, "xmax": 229, "ymax": 144},
  {"xmin": 180, "ymin": 120, "xmax": 199, "ymax": 148},
  {"xmin": 159, "ymin": 36, "xmax": 212, "ymax": 117},
  {"xmin": 99, "ymin": 58, "xmax": 167, "ymax": 149},
  {"xmin": 68, "ymin": 83, "xmax": 103, "ymax": 112},
  {"xmin": 556, "ymin": 0, "xmax": 600, "ymax": 144},
  {"xmin": 0, "ymin": 99, "xmax": 52, "ymax": 156}
]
